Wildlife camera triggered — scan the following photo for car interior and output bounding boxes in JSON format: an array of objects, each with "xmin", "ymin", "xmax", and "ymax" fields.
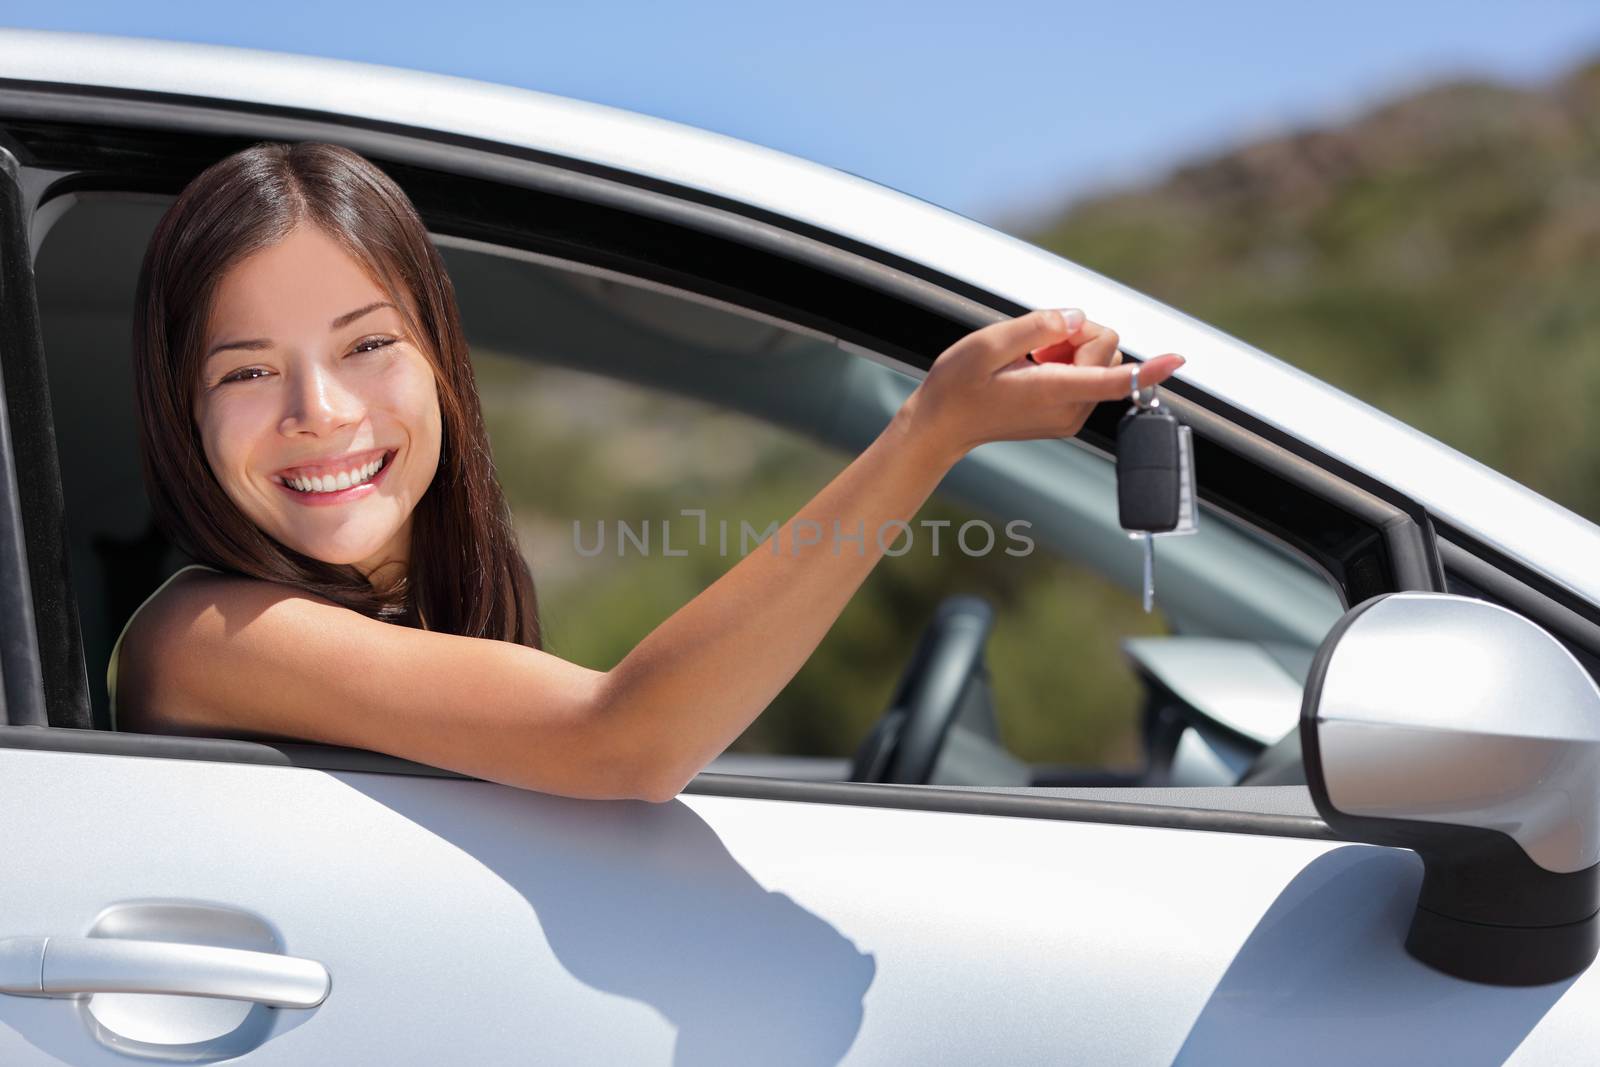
[{"xmin": 31, "ymin": 188, "xmax": 1349, "ymax": 794}]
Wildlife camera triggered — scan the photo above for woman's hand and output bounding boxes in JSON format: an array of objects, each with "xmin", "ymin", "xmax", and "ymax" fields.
[{"xmin": 904, "ymin": 308, "xmax": 1186, "ymax": 465}]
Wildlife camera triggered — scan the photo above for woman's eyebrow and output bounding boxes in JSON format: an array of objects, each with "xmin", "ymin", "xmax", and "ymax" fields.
[
  {"xmin": 329, "ymin": 300, "xmax": 397, "ymax": 330},
  {"xmin": 203, "ymin": 302, "xmax": 399, "ymax": 362}
]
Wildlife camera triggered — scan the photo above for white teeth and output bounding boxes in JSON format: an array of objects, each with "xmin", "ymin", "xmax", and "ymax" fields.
[{"xmin": 284, "ymin": 454, "xmax": 387, "ymax": 495}]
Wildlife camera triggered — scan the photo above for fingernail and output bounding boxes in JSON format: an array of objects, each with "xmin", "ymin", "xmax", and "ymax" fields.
[{"xmin": 1058, "ymin": 308, "xmax": 1085, "ymax": 331}]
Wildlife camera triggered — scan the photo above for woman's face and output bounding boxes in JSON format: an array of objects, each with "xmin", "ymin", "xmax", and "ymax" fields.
[{"xmin": 194, "ymin": 223, "xmax": 443, "ymax": 579}]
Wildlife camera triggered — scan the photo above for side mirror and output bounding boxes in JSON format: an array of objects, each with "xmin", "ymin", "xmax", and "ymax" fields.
[{"xmin": 1302, "ymin": 592, "xmax": 1600, "ymax": 986}]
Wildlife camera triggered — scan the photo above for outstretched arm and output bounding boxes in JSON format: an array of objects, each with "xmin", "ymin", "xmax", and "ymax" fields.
[{"xmin": 595, "ymin": 309, "xmax": 1184, "ymax": 799}]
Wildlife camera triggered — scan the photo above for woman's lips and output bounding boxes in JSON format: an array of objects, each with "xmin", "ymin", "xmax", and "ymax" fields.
[
  {"xmin": 274, "ymin": 446, "xmax": 391, "ymax": 482},
  {"xmin": 274, "ymin": 449, "xmax": 396, "ymax": 507}
]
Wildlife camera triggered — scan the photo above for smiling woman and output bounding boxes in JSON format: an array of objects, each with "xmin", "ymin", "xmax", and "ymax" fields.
[
  {"xmin": 131, "ymin": 142, "xmax": 534, "ymax": 637},
  {"xmin": 193, "ymin": 229, "xmax": 441, "ymax": 586},
  {"xmin": 110, "ymin": 140, "xmax": 1183, "ymax": 800}
]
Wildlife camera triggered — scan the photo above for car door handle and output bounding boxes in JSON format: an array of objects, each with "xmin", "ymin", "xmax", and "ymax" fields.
[{"xmin": 0, "ymin": 935, "xmax": 330, "ymax": 1008}]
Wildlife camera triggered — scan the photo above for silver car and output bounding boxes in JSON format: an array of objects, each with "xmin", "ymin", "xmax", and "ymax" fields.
[{"xmin": 1, "ymin": 28, "xmax": 1598, "ymax": 1066}]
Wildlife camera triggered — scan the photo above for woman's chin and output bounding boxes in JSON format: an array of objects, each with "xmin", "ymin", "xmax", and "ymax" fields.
[
  {"xmin": 260, "ymin": 510, "xmax": 410, "ymax": 575},
  {"xmin": 284, "ymin": 537, "xmax": 399, "ymax": 572}
]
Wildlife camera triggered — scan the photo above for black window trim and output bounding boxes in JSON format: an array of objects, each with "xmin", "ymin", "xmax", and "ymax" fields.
[
  {"xmin": 0, "ymin": 83, "xmax": 1458, "ymax": 837},
  {"xmin": 0, "ymin": 145, "xmax": 66, "ymax": 728},
  {"xmin": 0, "ymin": 724, "xmax": 1338, "ymax": 842}
]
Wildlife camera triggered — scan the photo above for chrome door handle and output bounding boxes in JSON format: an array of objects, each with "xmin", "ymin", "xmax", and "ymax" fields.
[{"xmin": 0, "ymin": 935, "xmax": 330, "ymax": 1008}]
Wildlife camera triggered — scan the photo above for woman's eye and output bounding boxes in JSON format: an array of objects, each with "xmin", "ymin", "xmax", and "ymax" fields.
[{"xmin": 213, "ymin": 338, "xmax": 395, "ymax": 386}]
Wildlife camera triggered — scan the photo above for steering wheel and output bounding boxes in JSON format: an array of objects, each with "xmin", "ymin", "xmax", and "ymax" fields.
[{"xmin": 849, "ymin": 595, "xmax": 996, "ymax": 784}]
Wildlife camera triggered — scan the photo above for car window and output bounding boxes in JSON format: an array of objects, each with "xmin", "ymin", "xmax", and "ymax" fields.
[
  {"xmin": 471, "ymin": 344, "xmax": 1170, "ymax": 776},
  {"xmin": 442, "ymin": 238, "xmax": 1348, "ymax": 784},
  {"xmin": 34, "ymin": 192, "xmax": 1346, "ymax": 788}
]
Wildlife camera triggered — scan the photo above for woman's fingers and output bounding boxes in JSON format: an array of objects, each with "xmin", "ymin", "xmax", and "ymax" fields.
[
  {"xmin": 974, "ymin": 308, "xmax": 1086, "ymax": 372},
  {"xmin": 1083, "ymin": 353, "xmax": 1185, "ymax": 399},
  {"xmin": 1030, "ymin": 319, "xmax": 1120, "ymax": 367},
  {"xmin": 918, "ymin": 308, "xmax": 1186, "ymax": 451},
  {"xmin": 1025, "ymin": 352, "xmax": 1186, "ymax": 402},
  {"xmin": 1071, "ymin": 322, "xmax": 1121, "ymax": 368}
]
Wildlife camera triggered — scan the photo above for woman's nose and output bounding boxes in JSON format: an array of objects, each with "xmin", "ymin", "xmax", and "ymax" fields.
[{"xmin": 278, "ymin": 363, "xmax": 364, "ymax": 437}]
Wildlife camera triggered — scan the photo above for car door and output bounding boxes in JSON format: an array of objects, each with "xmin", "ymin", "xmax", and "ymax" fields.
[{"xmin": 3, "ymin": 41, "xmax": 1600, "ymax": 1065}]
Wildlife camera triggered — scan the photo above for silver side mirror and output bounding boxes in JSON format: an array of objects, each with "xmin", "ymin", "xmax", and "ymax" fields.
[{"xmin": 1302, "ymin": 592, "xmax": 1600, "ymax": 986}]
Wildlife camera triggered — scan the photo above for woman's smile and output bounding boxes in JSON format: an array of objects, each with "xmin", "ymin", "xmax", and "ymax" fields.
[{"xmin": 272, "ymin": 447, "xmax": 399, "ymax": 506}]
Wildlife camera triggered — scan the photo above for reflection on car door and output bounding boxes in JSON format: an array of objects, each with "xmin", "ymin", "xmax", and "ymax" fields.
[{"xmin": 0, "ymin": 740, "xmax": 1353, "ymax": 1063}]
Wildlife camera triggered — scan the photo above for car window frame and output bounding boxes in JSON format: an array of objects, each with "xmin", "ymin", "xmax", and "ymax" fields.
[
  {"xmin": 1437, "ymin": 535, "xmax": 1600, "ymax": 681},
  {"xmin": 0, "ymin": 86, "xmax": 1450, "ymax": 837},
  {"xmin": 0, "ymin": 142, "xmax": 60, "ymax": 727}
]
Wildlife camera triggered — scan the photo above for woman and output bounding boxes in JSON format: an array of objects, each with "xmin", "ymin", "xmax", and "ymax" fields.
[{"xmin": 112, "ymin": 141, "xmax": 1186, "ymax": 802}]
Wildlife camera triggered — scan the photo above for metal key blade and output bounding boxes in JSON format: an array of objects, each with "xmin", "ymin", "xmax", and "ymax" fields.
[{"xmin": 1141, "ymin": 532, "xmax": 1155, "ymax": 613}]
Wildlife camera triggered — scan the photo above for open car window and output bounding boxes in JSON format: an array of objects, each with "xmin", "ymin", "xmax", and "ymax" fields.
[
  {"xmin": 37, "ymin": 189, "xmax": 1347, "ymax": 793},
  {"xmin": 440, "ymin": 236, "xmax": 1347, "ymax": 787}
]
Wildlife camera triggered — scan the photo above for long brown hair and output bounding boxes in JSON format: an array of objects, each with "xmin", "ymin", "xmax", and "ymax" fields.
[{"xmin": 132, "ymin": 141, "xmax": 541, "ymax": 648}]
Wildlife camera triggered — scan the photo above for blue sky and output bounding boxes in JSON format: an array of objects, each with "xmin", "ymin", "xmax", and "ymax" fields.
[{"xmin": 6, "ymin": 2, "xmax": 1600, "ymax": 229}]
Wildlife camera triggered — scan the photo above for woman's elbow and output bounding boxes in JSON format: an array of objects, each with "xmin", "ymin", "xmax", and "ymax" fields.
[
  {"xmin": 580, "ymin": 681, "xmax": 697, "ymax": 804},
  {"xmin": 633, "ymin": 777, "xmax": 686, "ymax": 805},
  {"xmin": 500, "ymin": 749, "xmax": 682, "ymax": 803},
  {"xmin": 620, "ymin": 746, "xmax": 699, "ymax": 804}
]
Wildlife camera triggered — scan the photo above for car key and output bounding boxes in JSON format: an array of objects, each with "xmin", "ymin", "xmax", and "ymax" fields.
[
  {"xmin": 1117, "ymin": 365, "xmax": 1196, "ymax": 612},
  {"xmin": 1118, "ymin": 393, "xmax": 1175, "ymax": 613}
]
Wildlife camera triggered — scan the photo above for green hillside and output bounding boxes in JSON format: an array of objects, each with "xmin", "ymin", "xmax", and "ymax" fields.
[{"xmin": 1027, "ymin": 59, "xmax": 1600, "ymax": 524}]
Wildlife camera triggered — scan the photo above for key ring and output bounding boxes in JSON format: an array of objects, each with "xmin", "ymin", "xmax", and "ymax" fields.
[{"xmin": 1129, "ymin": 363, "xmax": 1158, "ymax": 410}]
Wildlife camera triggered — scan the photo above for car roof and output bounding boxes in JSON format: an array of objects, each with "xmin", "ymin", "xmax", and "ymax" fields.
[{"xmin": 2, "ymin": 28, "xmax": 1598, "ymax": 606}]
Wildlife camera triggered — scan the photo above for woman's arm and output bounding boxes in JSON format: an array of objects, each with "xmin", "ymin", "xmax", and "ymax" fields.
[
  {"xmin": 596, "ymin": 310, "xmax": 1181, "ymax": 798},
  {"xmin": 123, "ymin": 310, "xmax": 1182, "ymax": 802},
  {"xmin": 594, "ymin": 391, "xmax": 956, "ymax": 799}
]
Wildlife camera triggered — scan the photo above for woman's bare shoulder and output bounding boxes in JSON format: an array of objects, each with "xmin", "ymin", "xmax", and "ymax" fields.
[
  {"xmin": 116, "ymin": 568, "xmax": 341, "ymax": 737},
  {"xmin": 113, "ymin": 568, "xmax": 617, "ymax": 795},
  {"xmin": 119, "ymin": 568, "xmax": 446, "ymax": 734}
]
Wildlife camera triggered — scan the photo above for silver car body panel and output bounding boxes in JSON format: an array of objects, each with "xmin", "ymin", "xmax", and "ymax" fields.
[
  {"xmin": 2, "ymin": 747, "xmax": 1597, "ymax": 1065},
  {"xmin": 2, "ymin": 29, "xmax": 1597, "ymax": 606}
]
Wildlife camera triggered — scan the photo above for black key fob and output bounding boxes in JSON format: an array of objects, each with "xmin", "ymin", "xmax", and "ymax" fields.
[{"xmin": 1117, "ymin": 406, "xmax": 1181, "ymax": 533}]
